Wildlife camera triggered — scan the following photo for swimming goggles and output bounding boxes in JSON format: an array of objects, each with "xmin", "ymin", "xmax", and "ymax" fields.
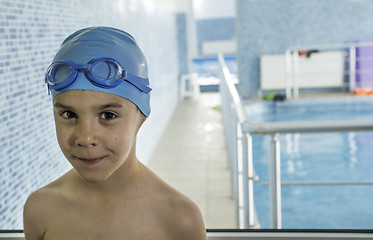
[{"xmin": 45, "ymin": 57, "xmax": 151, "ymax": 94}]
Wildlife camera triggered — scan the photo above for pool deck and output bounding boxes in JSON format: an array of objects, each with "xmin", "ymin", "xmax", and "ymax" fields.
[{"xmin": 147, "ymin": 92, "xmax": 237, "ymax": 229}]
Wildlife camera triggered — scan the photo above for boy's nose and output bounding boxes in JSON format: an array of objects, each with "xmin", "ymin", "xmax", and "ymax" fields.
[{"xmin": 74, "ymin": 120, "xmax": 100, "ymax": 147}]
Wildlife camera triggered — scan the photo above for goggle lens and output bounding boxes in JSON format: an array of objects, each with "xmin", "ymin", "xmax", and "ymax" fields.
[
  {"xmin": 90, "ymin": 59, "xmax": 122, "ymax": 81},
  {"xmin": 47, "ymin": 62, "xmax": 75, "ymax": 86}
]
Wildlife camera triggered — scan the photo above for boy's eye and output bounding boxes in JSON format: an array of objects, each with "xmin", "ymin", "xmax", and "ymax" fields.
[
  {"xmin": 61, "ymin": 111, "xmax": 77, "ymax": 119},
  {"xmin": 100, "ymin": 112, "xmax": 117, "ymax": 120}
]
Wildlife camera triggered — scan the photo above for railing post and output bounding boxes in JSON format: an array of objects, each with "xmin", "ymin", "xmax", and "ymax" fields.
[
  {"xmin": 244, "ymin": 133, "xmax": 256, "ymax": 228},
  {"xmin": 231, "ymin": 106, "xmax": 238, "ymax": 199},
  {"xmin": 240, "ymin": 130, "xmax": 252, "ymax": 228},
  {"xmin": 292, "ymin": 51, "xmax": 300, "ymax": 99},
  {"xmin": 349, "ymin": 45, "xmax": 356, "ymax": 92},
  {"xmin": 236, "ymin": 122, "xmax": 247, "ymax": 228},
  {"xmin": 269, "ymin": 133, "xmax": 282, "ymax": 229},
  {"xmin": 285, "ymin": 50, "xmax": 293, "ymax": 99}
]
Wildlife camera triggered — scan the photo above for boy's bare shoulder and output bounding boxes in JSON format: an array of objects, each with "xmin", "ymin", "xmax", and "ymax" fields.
[
  {"xmin": 25, "ymin": 170, "xmax": 72, "ymax": 207},
  {"xmin": 144, "ymin": 168, "xmax": 207, "ymax": 239},
  {"xmin": 158, "ymin": 191, "xmax": 206, "ymax": 239},
  {"xmin": 23, "ymin": 171, "xmax": 72, "ymax": 239}
]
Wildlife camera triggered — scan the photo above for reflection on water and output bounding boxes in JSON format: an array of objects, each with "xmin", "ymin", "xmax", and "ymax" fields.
[{"xmin": 248, "ymin": 98, "xmax": 373, "ymax": 229}]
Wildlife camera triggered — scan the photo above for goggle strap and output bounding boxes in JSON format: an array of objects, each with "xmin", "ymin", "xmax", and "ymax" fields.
[
  {"xmin": 126, "ymin": 72, "xmax": 152, "ymax": 94},
  {"xmin": 45, "ymin": 76, "xmax": 51, "ymax": 95}
]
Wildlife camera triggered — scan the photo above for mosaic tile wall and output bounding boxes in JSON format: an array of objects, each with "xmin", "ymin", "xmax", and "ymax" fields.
[
  {"xmin": 196, "ymin": 17, "xmax": 236, "ymax": 54},
  {"xmin": 237, "ymin": 0, "xmax": 373, "ymax": 97},
  {"xmin": 0, "ymin": 0, "xmax": 182, "ymax": 230}
]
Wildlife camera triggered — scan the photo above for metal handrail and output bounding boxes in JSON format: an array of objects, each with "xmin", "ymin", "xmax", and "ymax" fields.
[
  {"xmin": 219, "ymin": 55, "xmax": 248, "ymax": 124},
  {"xmin": 262, "ymin": 181, "xmax": 373, "ymax": 186},
  {"xmin": 218, "ymin": 53, "xmax": 373, "ymax": 230},
  {"xmin": 243, "ymin": 119, "xmax": 373, "ymax": 134},
  {"xmin": 219, "ymin": 54, "xmax": 259, "ymax": 229}
]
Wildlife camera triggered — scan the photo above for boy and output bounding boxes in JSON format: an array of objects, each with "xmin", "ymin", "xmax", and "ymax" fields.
[{"xmin": 23, "ymin": 27, "xmax": 207, "ymax": 240}]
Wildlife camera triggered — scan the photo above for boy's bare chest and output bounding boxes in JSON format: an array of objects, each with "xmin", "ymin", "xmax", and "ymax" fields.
[{"xmin": 43, "ymin": 201, "xmax": 171, "ymax": 240}]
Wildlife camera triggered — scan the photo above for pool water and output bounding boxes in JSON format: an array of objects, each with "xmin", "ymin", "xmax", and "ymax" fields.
[
  {"xmin": 193, "ymin": 56, "xmax": 237, "ymax": 83},
  {"xmin": 245, "ymin": 97, "xmax": 373, "ymax": 229},
  {"xmin": 194, "ymin": 56, "xmax": 373, "ymax": 229}
]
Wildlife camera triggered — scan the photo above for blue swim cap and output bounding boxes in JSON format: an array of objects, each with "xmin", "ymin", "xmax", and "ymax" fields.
[{"xmin": 49, "ymin": 26, "xmax": 151, "ymax": 117}]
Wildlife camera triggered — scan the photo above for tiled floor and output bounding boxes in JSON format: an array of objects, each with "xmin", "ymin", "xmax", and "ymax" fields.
[{"xmin": 147, "ymin": 92, "xmax": 237, "ymax": 229}]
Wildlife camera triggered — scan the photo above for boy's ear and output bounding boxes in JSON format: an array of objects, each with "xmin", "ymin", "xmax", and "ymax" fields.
[{"xmin": 137, "ymin": 109, "xmax": 147, "ymax": 129}]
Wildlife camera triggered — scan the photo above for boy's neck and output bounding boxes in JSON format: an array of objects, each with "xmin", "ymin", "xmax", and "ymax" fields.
[{"xmin": 73, "ymin": 155, "xmax": 145, "ymax": 201}]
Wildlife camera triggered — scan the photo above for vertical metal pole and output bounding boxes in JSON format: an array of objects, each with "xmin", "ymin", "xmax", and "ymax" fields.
[
  {"xmin": 245, "ymin": 133, "xmax": 256, "ymax": 228},
  {"xmin": 269, "ymin": 133, "xmax": 282, "ymax": 229},
  {"xmin": 231, "ymin": 106, "xmax": 238, "ymax": 199},
  {"xmin": 285, "ymin": 50, "xmax": 293, "ymax": 99},
  {"xmin": 349, "ymin": 45, "xmax": 356, "ymax": 92},
  {"xmin": 241, "ymin": 130, "xmax": 250, "ymax": 229},
  {"xmin": 236, "ymin": 122, "xmax": 246, "ymax": 228},
  {"xmin": 293, "ymin": 51, "xmax": 300, "ymax": 99}
]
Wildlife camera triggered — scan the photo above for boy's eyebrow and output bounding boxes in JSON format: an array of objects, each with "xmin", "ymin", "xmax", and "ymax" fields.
[
  {"xmin": 96, "ymin": 103, "xmax": 123, "ymax": 110},
  {"xmin": 53, "ymin": 102, "xmax": 123, "ymax": 110},
  {"xmin": 53, "ymin": 102, "xmax": 72, "ymax": 109}
]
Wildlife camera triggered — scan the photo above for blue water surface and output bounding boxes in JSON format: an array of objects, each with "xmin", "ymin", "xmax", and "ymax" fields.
[
  {"xmin": 194, "ymin": 56, "xmax": 373, "ymax": 229},
  {"xmin": 193, "ymin": 56, "xmax": 237, "ymax": 79},
  {"xmin": 245, "ymin": 97, "xmax": 373, "ymax": 229}
]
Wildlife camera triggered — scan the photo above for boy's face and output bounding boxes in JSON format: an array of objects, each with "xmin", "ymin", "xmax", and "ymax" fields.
[{"xmin": 53, "ymin": 90, "xmax": 144, "ymax": 183}]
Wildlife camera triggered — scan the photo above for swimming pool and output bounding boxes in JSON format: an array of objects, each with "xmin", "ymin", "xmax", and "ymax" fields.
[
  {"xmin": 244, "ymin": 97, "xmax": 373, "ymax": 229},
  {"xmin": 193, "ymin": 56, "xmax": 237, "ymax": 89},
  {"xmin": 193, "ymin": 56, "xmax": 237, "ymax": 79}
]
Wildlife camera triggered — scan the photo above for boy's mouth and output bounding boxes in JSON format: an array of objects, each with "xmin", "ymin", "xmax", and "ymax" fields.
[{"xmin": 73, "ymin": 155, "xmax": 106, "ymax": 165}]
